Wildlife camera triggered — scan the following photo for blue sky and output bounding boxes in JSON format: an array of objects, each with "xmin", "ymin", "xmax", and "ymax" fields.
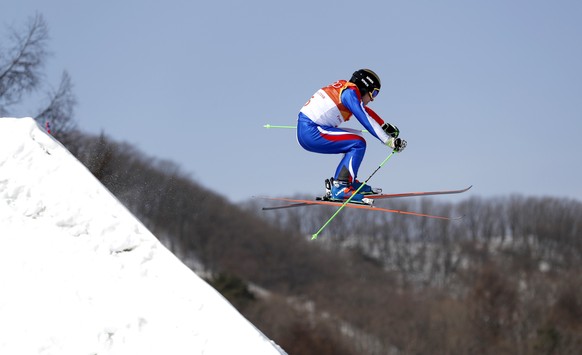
[{"xmin": 4, "ymin": 0, "xmax": 582, "ymax": 203}]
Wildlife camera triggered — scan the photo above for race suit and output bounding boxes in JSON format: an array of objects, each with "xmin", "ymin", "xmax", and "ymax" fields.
[{"xmin": 297, "ymin": 80, "xmax": 391, "ymax": 183}]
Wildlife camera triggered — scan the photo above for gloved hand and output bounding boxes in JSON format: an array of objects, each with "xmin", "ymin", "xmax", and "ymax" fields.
[
  {"xmin": 387, "ymin": 137, "xmax": 407, "ymax": 152},
  {"xmin": 381, "ymin": 123, "xmax": 399, "ymax": 138}
]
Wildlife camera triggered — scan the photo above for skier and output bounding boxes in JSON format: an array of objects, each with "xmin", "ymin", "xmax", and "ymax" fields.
[{"xmin": 297, "ymin": 69, "xmax": 407, "ymax": 204}]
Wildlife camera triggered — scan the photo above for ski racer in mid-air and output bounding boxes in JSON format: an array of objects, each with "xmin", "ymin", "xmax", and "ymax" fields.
[{"xmin": 297, "ymin": 69, "xmax": 407, "ymax": 204}]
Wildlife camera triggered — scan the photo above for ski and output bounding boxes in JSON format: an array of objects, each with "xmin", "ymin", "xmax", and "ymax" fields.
[
  {"xmin": 260, "ymin": 185, "xmax": 472, "ymax": 210},
  {"xmin": 259, "ymin": 196, "xmax": 464, "ymax": 221},
  {"xmin": 367, "ymin": 185, "xmax": 472, "ymax": 200}
]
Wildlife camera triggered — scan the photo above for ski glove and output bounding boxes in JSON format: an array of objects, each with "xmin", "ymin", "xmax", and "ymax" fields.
[
  {"xmin": 382, "ymin": 123, "xmax": 400, "ymax": 138},
  {"xmin": 387, "ymin": 137, "xmax": 407, "ymax": 152}
]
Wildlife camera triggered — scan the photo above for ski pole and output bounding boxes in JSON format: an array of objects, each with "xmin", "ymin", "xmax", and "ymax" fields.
[
  {"xmin": 311, "ymin": 150, "xmax": 396, "ymax": 240},
  {"xmin": 263, "ymin": 124, "xmax": 297, "ymax": 129},
  {"xmin": 264, "ymin": 124, "xmax": 369, "ymax": 133}
]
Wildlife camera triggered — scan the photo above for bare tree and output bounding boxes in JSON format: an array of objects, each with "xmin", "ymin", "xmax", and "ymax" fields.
[
  {"xmin": 0, "ymin": 14, "xmax": 48, "ymax": 114},
  {"xmin": 0, "ymin": 14, "xmax": 76, "ymax": 137},
  {"xmin": 36, "ymin": 71, "xmax": 77, "ymax": 136}
]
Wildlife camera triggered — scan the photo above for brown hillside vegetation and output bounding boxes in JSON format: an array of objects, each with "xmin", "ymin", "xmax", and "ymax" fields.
[{"xmin": 65, "ymin": 130, "xmax": 582, "ymax": 355}]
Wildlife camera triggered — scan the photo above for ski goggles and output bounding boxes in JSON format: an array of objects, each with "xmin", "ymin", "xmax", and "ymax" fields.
[{"xmin": 370, "ymin": 87, "xmax": 380, "ymax": 100}]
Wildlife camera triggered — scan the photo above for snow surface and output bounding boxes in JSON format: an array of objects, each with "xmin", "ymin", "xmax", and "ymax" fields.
[{"xmin": 0, "ymin": 117, "xmax": 286, "ymax": 355}]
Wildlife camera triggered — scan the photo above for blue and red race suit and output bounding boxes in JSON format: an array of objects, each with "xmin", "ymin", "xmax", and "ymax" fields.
[{"xmin": 297, "ymin": 80, "xmax": 391, "ymax": 183}]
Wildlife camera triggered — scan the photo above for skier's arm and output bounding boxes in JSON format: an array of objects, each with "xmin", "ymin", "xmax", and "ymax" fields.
[{"xmin": 341, "ymin": 88, "xmax": 391, "ymax": 144}]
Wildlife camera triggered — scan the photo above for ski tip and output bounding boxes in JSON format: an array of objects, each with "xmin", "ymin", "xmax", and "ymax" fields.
[
  {"xmin": 263, "ymin": 124, "xmax": 272, "ymax": 128},
  {"xmin": 311, "ymin": 234, "xmax": 319, "ymax": 240}
]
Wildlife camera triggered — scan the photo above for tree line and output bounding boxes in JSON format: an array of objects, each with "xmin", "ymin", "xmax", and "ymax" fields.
[
  {"xmin": 66, "ymin": 129, "xmax": 582, "ymax": 354},
  {"xmin": 255, "ymin": 195, "xmax": 582, "ymax": 353}
]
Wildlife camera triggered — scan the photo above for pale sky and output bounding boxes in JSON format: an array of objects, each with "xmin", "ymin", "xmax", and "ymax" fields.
[{"xmin": 4, "ymin": 0, "xmax": 582, "ymax": 202}]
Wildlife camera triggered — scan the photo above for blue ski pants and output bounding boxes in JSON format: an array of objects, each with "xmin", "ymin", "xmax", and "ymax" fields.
[{"xmin": 297, "ymin": 113, "xmax": 366, "ymax": 182}]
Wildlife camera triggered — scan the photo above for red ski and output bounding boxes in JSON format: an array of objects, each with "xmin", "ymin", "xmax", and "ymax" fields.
[{"xmin": 367, "ymin": 185, "xmax": 472, "ymax": 200}]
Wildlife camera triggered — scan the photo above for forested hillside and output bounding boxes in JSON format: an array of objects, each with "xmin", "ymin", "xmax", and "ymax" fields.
[{"xmin": 63, "ymin": 129, "xmax": 582, "ymax": 354}]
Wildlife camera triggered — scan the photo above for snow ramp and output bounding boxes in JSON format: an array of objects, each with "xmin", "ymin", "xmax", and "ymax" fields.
[{"xmin": 0, "ymin": 117, "xmax": 286, "ymax": 355}]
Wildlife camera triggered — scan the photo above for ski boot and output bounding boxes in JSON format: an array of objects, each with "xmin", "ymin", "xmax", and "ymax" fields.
[
  {"xmin": 324, "ymin": 178, "xmax": 373, "ymax": 205},
  {"xmin": 351, "ymin": 179, "xmax": 382, "ymax": 195}
]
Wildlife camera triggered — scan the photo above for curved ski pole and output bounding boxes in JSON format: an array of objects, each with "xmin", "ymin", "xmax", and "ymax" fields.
[{"xmin": 311, "ymin": 150, "xmax": 396, "ymax": 240}]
